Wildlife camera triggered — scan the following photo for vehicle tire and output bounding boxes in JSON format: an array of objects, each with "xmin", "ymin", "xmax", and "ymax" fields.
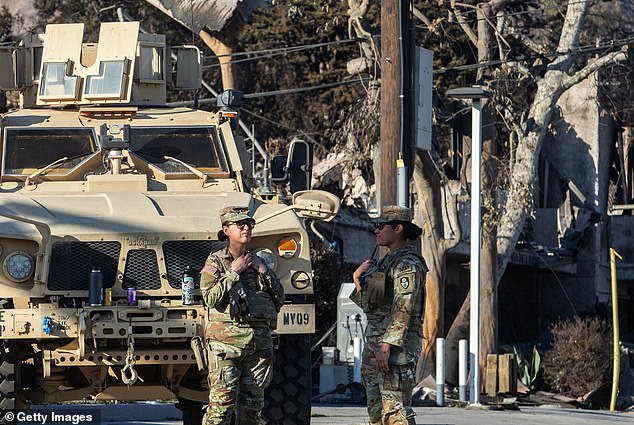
[
  {"xmin": 0, "ymin": 343, "xmax": 16, "ymax": 425},
  {"xmin": 176, "ymin": 398, "xmax": 206, "ymax": 425},
  {"xmin": 263, "ymin": 334, "xmax": 311, "ymax": 425}
]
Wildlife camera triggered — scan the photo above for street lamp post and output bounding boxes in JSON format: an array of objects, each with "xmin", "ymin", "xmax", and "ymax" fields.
[{"xmin": 446, "ymin": 86, "xmax": 492, "ymax": 405}]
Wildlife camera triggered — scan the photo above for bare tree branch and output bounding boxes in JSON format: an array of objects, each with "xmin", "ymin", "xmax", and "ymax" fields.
[
  {"xmin": 412, "ymin": 5, "xmax": 434, "ymax": 31},
  {"xmin": 449, "ymin": 0, "xmax": 478, "ymax": 45},
  {"xmin": 496, "ymin": 0, "xmax": 591, "ymax": 276},
  {"xmin": 560, "ymin": 48, "xmax": 628, "ymax": 94}
]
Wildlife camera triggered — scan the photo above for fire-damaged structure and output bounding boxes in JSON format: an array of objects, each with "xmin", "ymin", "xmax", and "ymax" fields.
[{"xmin": 443, "ymin": 75, "xmax": 634, "ymax": 345}]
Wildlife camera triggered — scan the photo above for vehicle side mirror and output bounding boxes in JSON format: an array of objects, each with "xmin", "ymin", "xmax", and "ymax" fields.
[
  {"xmin": 255, "ymin": 189, "xmax": 341, "ymax": 224},
  {"xmin": 292, "ymin": 190, "xmax": 340, "ymax": 222},
  {"xmin": 288, "ymin": 139, "xmax": 313, "ymax": 193},
  {"xmin": 269, "ymin": 139, "xmax": 313, "ymax": 193},
  {"xmin": 270, "ymin": 155, "xmax": 288, "ymax": 184},
  {"xmin": 172, "ymin": 46, "xmax": 201, "ymax": 90}
]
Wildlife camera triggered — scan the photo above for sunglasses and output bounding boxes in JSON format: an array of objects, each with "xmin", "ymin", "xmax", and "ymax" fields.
[
  {"xmin": 374, "ymin": 221, "xmax": 397, "ymax": 230},
  {"xmin": 229, "ymin": 220, "xmax": 255, "ymax": 229}
]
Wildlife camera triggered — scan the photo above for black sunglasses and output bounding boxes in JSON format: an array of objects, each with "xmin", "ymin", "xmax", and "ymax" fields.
[
  {"xmin": 374, "ymin": 221, "xmax": 397, "ymax": 230},
  {"xmin": 229, "ymin": 219, "xmax": 255, "ymax": 229}
]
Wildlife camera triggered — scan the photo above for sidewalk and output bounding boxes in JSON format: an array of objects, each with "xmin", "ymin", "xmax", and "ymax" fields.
[{"xmin": 310, "ymin": 404, "xmax": 634, "ymax": 425}]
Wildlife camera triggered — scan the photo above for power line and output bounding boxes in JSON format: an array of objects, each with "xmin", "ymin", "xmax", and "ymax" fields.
[
  {"xmin": 202, "ymin": 39, "xmax": 359, "ymax": 69},
  {"xmin": 427, "ymin": 0, "xmax": 621, "ymax": 26},
  {"xmin": 204, "ymin": 38, "xmax": 358, "ymax": 60},
  {"xmin": 166, "ymin": 77, "xmax": 371, "ymax": 107},
  {"xmin": 243, "ymin": 77, "xmax": 371, "ymax": 99},
  {"xmin": 169, "ymin": 35, "xmax": 630, "ymax": 107},
  {"xmin": 433, "ymin": 36, "xmax": 632, "ymax": 74}
]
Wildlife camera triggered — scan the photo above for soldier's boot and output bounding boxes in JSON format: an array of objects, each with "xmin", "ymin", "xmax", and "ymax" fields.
[{"xmin": 384, "ymin": 410, "xmax": 416, "ymax": 425}]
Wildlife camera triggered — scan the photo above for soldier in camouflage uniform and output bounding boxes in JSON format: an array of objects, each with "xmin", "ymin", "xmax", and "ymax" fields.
[
  {"xmin": 352, "ymin": 205, "xmax": 427, "ymax": 425},
  {"xmin": 200, "ymin": 206, "xmax": 285, "ymax": 425}
]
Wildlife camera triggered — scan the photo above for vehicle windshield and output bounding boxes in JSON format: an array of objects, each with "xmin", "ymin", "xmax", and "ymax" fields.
[
  {"xmin": 2, "ymin": 128, "xmax": 97, "ymax": 175},
  {"xmin": 129, "ymin": 127, "xmax": 229, "ymax": 174}
]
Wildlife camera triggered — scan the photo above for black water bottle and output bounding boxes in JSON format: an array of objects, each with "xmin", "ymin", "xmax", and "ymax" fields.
[{"xmin": 89, "ymin": 267, "xmax": 103, "ymax": 306}]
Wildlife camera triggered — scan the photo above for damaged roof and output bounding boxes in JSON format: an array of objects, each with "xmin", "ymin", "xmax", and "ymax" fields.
[{"xmin": 144, "ymin": 0, "xmax": 270, "ymax": 33}]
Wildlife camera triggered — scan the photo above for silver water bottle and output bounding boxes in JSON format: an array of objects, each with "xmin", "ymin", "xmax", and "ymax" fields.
[{"xmin": 182, "ymin": 266, "xmax": 195, "ymax": 305}]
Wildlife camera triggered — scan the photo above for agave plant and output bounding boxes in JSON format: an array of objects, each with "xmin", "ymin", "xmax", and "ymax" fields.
[{"xmin": 513, "ymin": 345, "xmax": 542, "ymax": 392}]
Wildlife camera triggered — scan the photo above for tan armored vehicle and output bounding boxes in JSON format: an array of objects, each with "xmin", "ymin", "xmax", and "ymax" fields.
[{"xmin": 0, "ymin": 22, "xmax": 339, "ymax": 424}]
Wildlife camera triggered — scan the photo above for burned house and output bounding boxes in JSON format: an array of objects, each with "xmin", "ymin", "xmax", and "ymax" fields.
[{"xmin": 444, "ymin": 74, "xmax": 634, "ymax": 345}]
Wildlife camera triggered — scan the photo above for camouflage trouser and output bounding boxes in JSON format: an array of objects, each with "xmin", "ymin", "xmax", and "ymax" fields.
[
  {"xmin": 362, "ymin": 336, "xmax": 417, "ymax": 425},
  {"xmin": 202, "ymin": 339, "xmax": 274, "ymax": 425}
]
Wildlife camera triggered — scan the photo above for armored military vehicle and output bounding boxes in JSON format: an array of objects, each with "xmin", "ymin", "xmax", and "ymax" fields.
[{"xmin": 0, "ymin": 22, "xmax": 339, "ymax": 424}]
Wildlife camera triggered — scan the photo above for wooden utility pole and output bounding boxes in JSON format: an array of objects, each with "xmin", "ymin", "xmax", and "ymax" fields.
[{"xmin": 379, "ymin": 0, "xmax": 410, "ymax": 208}]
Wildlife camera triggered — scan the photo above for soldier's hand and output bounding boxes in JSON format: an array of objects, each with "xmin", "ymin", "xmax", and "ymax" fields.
[
  {"xmin": 353, "ymin": 259, "xmax": 375, "ymax": 291},
  {"xmin": 248, "ymin": 253, "xmax": 267, "ymax": 273},
  {"xmin": 376, "ymin": 342, "xmax": 391, "ymax": 374},
  {"xmin": 231, "ymin": 254, "xmax": 253, "ymax": 274}
]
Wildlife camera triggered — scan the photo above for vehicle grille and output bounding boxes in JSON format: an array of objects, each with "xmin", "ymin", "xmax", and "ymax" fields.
[
  {"xmin": 48, "ymin": 241, "xmax": 120, "ymax": 290},
  {"xmin": 163, "ymin": 240, "xmax": 224, "ymax": 289},
  {"xmin": 47, "ymin": 240, "xmax": 224, "ymax": 292},
  {"xmin": 123, "ymin": 249, "xmax": 161, "ymax": 290}
]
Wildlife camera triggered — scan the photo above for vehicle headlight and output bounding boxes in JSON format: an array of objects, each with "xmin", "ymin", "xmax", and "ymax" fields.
[
  {"xmin": 3, "ymin": 251, "xmax": 34, "ymax": 282},
  {"xmin": 254, "ymin": 248, "xmax": 277, "ymax": 271}
]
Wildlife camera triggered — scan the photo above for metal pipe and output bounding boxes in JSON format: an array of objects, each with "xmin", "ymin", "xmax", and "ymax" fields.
[
  {"xmin": 353, "ymin": 337, "xmax": 362, "ymax": 383},
  {"xmin": 610, "ymin": 248, "xmax": 622, "ymax": 411},
  {"xmin": 459, "ymin": 339, "xmax": 468, "ymax": 402},
  {"xmin": 310, "ymin": 221, "xmax": 335, "ymax": 250},
  {"xmin": 436, "ymin": 337, "xmax": 445, "ymax": 406},
  {"xmin": 397, "ymin": 156, "xmax": 408, "ymax": 207},
  {"xmin": 610, "ymin": 204, "xmax": 634, "ymax": 211},
  {"xmin": 110, "ymin": 150, "xmax": 122, "ymax": 175},
  {"xmin": 470, "ymin": 98, "xmax": 483, "ymax": 405}
]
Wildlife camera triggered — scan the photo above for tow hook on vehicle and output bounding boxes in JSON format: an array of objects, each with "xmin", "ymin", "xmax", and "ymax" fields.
[{"xmin": 121, "ymin": 322, "xmax": 138, "ymax": 387}]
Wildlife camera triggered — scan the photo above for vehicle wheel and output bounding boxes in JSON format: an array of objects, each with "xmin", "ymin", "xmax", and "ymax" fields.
[
  {"xmin": 176, "ymin": 398, "xmax": 206, "ymax": 425},
  {"xmin": 0, "ymin": 343, "xmax": 16, "ymax": 425},
  {"xmin": 263, "ymin": 334, "xmax": 311, "ymax": 425}
]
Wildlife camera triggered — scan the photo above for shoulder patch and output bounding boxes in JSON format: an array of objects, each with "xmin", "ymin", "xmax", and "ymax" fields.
[
  {"xmin": 202, "ymin": 264, "xmax": 218, "ymax": 275},
  {"xmin": 400, "ymin": 276, "xmax": 410, "ymax": 289}
]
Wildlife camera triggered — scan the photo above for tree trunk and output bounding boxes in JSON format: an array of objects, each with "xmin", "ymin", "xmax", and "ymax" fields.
[
  {"xmin": 198, "ymin": 16, "xmax": 244, "ymax": 91},
  {"xmin": 496, "ymin": 0, "xmax": 588, "ymax": 279},
  {"xmin": 413, "ymin": 147, "xmax": 466, "ymax": 380},
  {"xmin": 413, "ymin": 150, "xmax": 444, "ymax": 380}
]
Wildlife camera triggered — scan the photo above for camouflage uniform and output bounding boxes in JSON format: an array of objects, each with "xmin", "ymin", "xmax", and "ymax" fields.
[
  {"xmin": 354, "ymin": 207, "xmax": 427, "ymax": 425},
  {"xmin": 200, "ymin": 209, "xmax": 285, "ymax": 425}
]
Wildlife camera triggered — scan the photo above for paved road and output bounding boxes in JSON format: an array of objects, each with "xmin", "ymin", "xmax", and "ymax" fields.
[
  {"xmin": 10, "ymin": 403, "xmax": 634, "ymax": 425},
  {"xmin": 310, "ymin": 405, "xmax": 634, "ymax": 425}
]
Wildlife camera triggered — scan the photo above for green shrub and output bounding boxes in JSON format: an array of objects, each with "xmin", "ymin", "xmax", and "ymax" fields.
[{"xmin": 542, "ymin": 316, "xmax": 612, "ymax": 398}]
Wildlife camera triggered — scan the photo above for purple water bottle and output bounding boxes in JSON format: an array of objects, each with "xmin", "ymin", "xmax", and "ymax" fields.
[{"xmin": 127, "ymin": 287, "xmax": 137, "ymax": 306}]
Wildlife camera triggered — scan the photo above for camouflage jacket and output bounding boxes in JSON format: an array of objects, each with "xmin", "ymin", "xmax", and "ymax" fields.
[
  {"xmin": 353, "ymin": 246, "xmax": 427, "ymax": 360},
  {"xmin": 200, "ymin": 247, "xmax": 284, "ymax": 349}
]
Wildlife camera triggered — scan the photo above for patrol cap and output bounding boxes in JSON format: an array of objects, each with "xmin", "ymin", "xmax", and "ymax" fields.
[
  {"xmin": 219, "ymin": 206, "xmax": 254, "ymax": 225},
  {"xmin": 372, "ymin": 205, "xmax": 413, "ymax": 223}
]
